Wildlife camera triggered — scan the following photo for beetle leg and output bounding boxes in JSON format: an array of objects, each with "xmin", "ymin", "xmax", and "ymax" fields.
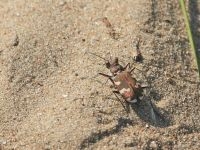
[
  {"xmin": 113, "ymin": 91, "xmax": 129, "ymax": 113},
  {"xmin": 123, "ymin": 63, "xmax": 131, "ymax": 70},
  {"xmin": 123, "ymin": 63, "xmax": 135, "ymax": 74},
  {"xmin": 129, "ymin": 67, "xmax": 135, "ymax": 74},
  {"xmin": 99, "ymin": 73, "xmax": 112, "ymax": 78},
  {"xmin": 99, "ymin": 73, "xmax": 115, "ymax": 85},
  {"xmin": 113, "ymin": 91, "xmax": 126, "ymax": 108}
]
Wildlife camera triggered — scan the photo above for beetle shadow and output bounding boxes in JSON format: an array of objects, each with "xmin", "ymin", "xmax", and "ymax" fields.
[
  {"xmin": 128, "ymin": 92, "xmax": 171, "ymax": 128},
  {"xmin": 79, "ymin": 117, "xmax": 134, "ymax": 149}
]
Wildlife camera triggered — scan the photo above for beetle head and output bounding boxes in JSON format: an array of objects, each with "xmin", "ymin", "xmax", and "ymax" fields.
[
  {"xmin": 106, "ymin": 57, "xmax": 123, "ymax": 75},
  {"xmin": 87, "ymin": 52, "xmax": 124, "ymax": 75}
]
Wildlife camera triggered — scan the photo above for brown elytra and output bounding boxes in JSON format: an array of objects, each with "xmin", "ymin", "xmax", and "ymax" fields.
[{"xmin": 113, "ymin": 70, "xmax": 138, "ymax": 103}]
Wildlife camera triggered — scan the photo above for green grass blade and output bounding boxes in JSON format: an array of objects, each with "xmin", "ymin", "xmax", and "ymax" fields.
[{"xmin": 179, "ymin": 0, "xmax": 200, "ymax": 78}]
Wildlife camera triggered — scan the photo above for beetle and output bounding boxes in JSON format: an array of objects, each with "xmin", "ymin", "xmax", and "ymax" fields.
[{"xmin": 88, "ymin": 52, "xmax": 147, "ymax": 110}]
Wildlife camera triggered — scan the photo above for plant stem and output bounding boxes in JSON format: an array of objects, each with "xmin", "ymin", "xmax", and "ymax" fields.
[{"xmin": 179, "ymin": 0, "xmax": 200, "ymax": 78}]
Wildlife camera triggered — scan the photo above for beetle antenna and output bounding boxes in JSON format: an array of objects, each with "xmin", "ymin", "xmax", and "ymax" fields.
[{"xmin": 87, "ymin": 52, "xmax": 108, "ymax": 61}]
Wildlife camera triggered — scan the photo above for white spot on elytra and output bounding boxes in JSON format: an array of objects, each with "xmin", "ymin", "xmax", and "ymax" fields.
[
  {"xmin": 127, "ymin": 97, "xmax": 131, "ymax": 101},
  {"xmin": 119, "ymin": 88, "xmax": 130, "ymax": 94},
  {"xmin": 127, "ymin": 97, "xmax": 137, "ymax": 103},
  {"xmin": 129, "ymin": 99, "xmax": 137, "ymax": 103},
  {"xmin": 114, "ymin": 81, "xmax": 121, "ymax": 85}
]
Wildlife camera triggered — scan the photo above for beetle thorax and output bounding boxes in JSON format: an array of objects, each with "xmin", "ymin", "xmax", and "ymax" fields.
[
  {"xmin": 107, "ymin": 57, "xmax": 123, "ymax": 75},
  {"xmin": 110, "ymin": 65, "xmax": 123, "ymax": 75}
]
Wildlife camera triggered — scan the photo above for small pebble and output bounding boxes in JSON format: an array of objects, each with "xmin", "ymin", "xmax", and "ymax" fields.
[
  {"xmin": 11, "ymin": 34, "xmax": 19, "ymax": 46},
  {"xmin": 62, "ymin": 94, "xmax": 68, "ymax": 98},
  {"xmin": 149, "ymin": 141, "xmax": 158, "ymax": 149},
  {"xmin": 33, "ymin": 40, "xmax": 38, "ymax": 47},
  {"xmin": 145, "ymin": 124, "xmax": 149, "ymax": 128},
  {"xmin": 167, "ymin": 77, "xmax": 175, "ymax": 85},
  {"xmin": 45, "ymin": 41, "xmax": 49, "ymax": 46},
  {"xmin": 16, "ymin": 13, "xmax": 20, "ymax": 16},
  {"xmin": 59, "ymin": 1, "xmax": 66, "ymax": 6},
  {"xmin": 0, "ymin": 139, "xmax": 7, "ymax": 145},
  {"xmin": 96, "ymin": 115, "xmax": 102, "ymax": 124}
]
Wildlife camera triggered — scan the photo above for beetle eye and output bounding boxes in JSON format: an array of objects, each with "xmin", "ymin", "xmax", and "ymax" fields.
[
  {"xmin": 105, "ymin": 61, "xmax": 110, "ymax": 68},
  {"xmin": 111, "ymin": 57, "xmax": 118, "ymax": 65},
  {"xmin": 114, "ymin": 57, "xmax": 118, "ymax": 64}
]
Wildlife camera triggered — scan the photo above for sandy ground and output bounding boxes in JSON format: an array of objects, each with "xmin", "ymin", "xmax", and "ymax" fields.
[{"xmin": 0, "ymin": 0, "xmax": 200, "ymax": 150}]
